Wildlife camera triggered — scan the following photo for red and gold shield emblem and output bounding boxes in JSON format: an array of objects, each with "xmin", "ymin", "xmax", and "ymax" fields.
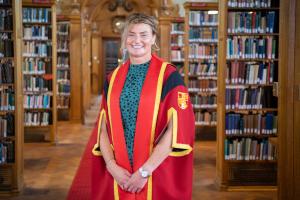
[{"xmin": 178, "ymin": 92, "xmax": 188, "ymax": 109}]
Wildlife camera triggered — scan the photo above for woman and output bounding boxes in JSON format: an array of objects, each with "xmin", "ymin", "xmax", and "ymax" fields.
[{"xmin": 91, "ymin": 13, "xmax": 195, "ymax": 200}]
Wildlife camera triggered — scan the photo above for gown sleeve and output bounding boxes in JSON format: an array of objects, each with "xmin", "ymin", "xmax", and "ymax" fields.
[
  {"xmin": 155, "ymin": 66, "xmax": 195, "ymax": 157},
  {"xmin": 90, "ymin": 77, "xmax": 115, "ymax": 200},
  {"xmin": 91, "ymin": 77, "xmax": 111, "ymax": 156}
]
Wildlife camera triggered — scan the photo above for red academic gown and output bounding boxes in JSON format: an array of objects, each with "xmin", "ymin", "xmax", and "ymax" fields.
[{"xmin": 91, "ymin": 54, "xmax": 195, "ymax": 200}]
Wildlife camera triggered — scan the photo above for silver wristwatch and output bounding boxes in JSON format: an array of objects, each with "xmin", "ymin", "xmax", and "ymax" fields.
[{"xmin": 139, "ymin": 167, "xmax": 150, "ymax": 178}]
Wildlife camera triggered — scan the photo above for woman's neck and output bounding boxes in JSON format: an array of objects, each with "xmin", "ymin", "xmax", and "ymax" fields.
[{"xmin": 129, "ymin": 54, "xmax": 152, "ymax": 65}]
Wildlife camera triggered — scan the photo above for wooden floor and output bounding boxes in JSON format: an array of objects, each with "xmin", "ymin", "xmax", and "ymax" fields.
[{"xmin": 8, "ymin": 122, "xmax": 276, "ymax": 200}]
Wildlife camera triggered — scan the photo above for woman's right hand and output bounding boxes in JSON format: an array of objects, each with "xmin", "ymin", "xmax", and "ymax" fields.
[{"xmin": 106, "ymin": 161, "xmax": 131, "ymax": 189}]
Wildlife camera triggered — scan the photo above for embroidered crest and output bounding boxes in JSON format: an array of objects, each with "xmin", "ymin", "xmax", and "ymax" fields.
[{"xmin": 178, "ymin": 92, "xmax": 188, "ymax": 109}]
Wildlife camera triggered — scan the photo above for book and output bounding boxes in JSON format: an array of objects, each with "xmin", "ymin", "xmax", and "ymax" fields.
[
  {"xmin": 0, "ymin": 8, "xmax": 13, "ymax": 31},
  {"xmin": 22, "ymin": 7, "xmax": 51, "ymax": 23},
  {"xmin": 224, "ymin": 137, "xmax": 276, "ymax": 161},
  {"xmin": 195, "ymin": 111, "xmax": 217, "ymax": 126},
  {"xmin": 0, "ymin": 141, "xmax": 14, "ymax": 163},
  {"xmin": 228, "ymin": 11, "xmax": 277, "ymax": 34},
  {"xmin": 189, "ymin": 11, "xmax": 218, "ymax": 26},
  {"xmin": 228, "ymin": 0, "xmax": 272, "ymax": 8},
  {"xmin": 225, "ymin": 85, "xmax": 276, "ymax": 109},
  {"xmin": 225, "ymin": 112, "xmax": 277, "ymax": 135},
  {"xmin": 227, "ymin": 36, "xmax": 277, "ymax": 59},
  {"xmin": 191, "ymin": 95, "xmax": 217, "ymax": 109},
  {"xmin": 24, "ymin": 111, "xmax": 51, "ymax": 126},
  {"xmin": 0, "ymin": 32, "xmax": 13, "ymax": 57}
]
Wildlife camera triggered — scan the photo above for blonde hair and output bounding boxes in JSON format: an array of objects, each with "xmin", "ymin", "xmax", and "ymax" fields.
[{"xmin": 120, "ymin": 13, "xmax": 160, "ymax": 53}]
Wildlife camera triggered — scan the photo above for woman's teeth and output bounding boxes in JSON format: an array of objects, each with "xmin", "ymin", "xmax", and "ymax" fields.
[{"xmin": 132, "ymin": 45, "xmax": 143, "ymax": 49}]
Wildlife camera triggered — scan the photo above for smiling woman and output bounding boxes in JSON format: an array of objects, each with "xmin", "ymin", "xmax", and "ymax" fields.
[
  {"xmin": 90, "ymin": 13, "xmax": 195, "ymax": 200},
  {"xmin": 121, "ymin": 13, "xmax": 160, "ymax": 64}
]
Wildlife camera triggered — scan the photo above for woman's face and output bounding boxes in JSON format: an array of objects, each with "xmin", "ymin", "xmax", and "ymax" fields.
[{"xmin": 125, "ymin": 23, "xmax": 156, "ymax": 61}]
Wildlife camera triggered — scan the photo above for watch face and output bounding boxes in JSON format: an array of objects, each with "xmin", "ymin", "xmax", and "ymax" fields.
[
  {"xmin": 139, "ymin": 168, "xmax": 149, "ymax": 178},
  {"xmin": 142, "ymin": 171, "xmax": 148, "ymax": 178}
]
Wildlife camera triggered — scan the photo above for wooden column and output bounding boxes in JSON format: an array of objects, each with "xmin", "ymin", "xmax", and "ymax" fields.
[
  {"xmin": 279, "ymin": 0, "xmax": 300, "ymax": 199},
  {"xmin": 98, "ymin": 36, "xmax": 104, "ymax": 93},
  {"xmin": 158, "ymin": 16, "xmax": 172, "ymax": 60},
  {"xmin": 81, "ymin": 28, "xmax": 92, "ymax": 117},
  {"xmin": 294, "ymin": 0, "xmax": 300, "ymax": 196},
  {"xmin": 69, "ymin": 15, "xmax": 82, "ymax": 122},
  {"xmin": 14, "ymin": 0, "xmax": 23, "ymax": 192},
  {"xmin": 216, "ymin": 0, "xmax": 227, "ymax": 190},
  {"xmin": 91, "ymin": 32, "xmax": 100, "ymax": 95}
]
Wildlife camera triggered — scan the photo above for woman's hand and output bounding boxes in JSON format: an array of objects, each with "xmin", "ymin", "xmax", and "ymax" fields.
[
  {"xmin": 106, "ymin": 161, "xmax": 131, "ymax": 189},
  {"xmin": 123, "ymin": 170, "xmax": 148, "ymax": 193}
]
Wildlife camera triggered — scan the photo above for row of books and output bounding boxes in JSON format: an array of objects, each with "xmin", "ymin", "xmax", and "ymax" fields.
[
  {"xmin": 0, "ymin": 141, "xmax": 14, "ymax": 163},
  {"xmin": 228, "ymin": 11, "xmax": 276, "ymax": 34},
  {"xmin": 225, "ymin": 86, "xmax": 276, "ymax": 109},
  {"xmin": 188, "ymin": 80, "xmax": 217, "ymax": 92},
  {"xmin": 228, "ymin": 0, "xmax": 273, "ymax": 8},
  {"xmin": 0, "ymin": 90, "xmax": 14, "ymax": 111},
  {"xmin": 57, "ymin": 22, "xmax": 69, "ymax": 35},
  {"xmin": 57, "ymin": 39, "xmax": 69, "ymax": 52},
  {"xmin": 57, "ymin": 96, "xmax": 69, "ymax": 108},
  {"xmin": 171, "ymin": 23, "xmax": 184, "ymax": 34},
  {"xmin": 24, "ymin": 111, "xmax": 50, "ymax": 126},
  {"xmin": 23, "ymin": 77, "xmax": 52, "ymax": 92},
  {"xmin": 57, "ymin": 56, "xmax": 69, "ymax": 68},
  {"xmin": 225, "ymin": 113, "xmax": 277, "ymax": 135},
  {"xmin": 188, "ymin": 63, "xmax": 217, "ymax": 76},
  {"xmin": 226, "ymin": 61, "xmax": 275, "ymax": 84},
  {"xmin": 224, "ymin": 138, "xmax": 276, "ymax": 161},
  {"xmin": 171, "ymin": 35, "xmax": 184, "ymax": 47},
  {"xmin": 191, "ymin": 95, "xmax": 217, "ymax": 108},
  {"xmin": 0, "ymin": 114, "xmax": 14, "ymax": 138},
  {"xmin": 22, "ymin": 8, "xmax": 51, "ymax": 24},
  {"xmin": 57, "ymin": 70, "xmax": 69, "ymax": 80},
  {"xmin": 0, "ymin": 0, "xmax": 12, "ymax": 5},
  {"xmin": 23, "ymin": 41, "xmax": 52, "ymax": 57},
  {"xmin": 0, "ymin": 87, "xmax": 14, "ymax": 110},
  {"xmin": 57, "ymin": 22, "xmax": 70, "ymax": 110},
  {"xmin": 170, "ymin": 50, "xmax": 184, "ymax": 62},
  {"xmin": 23, "ymin": 26, "xmax": 51, "ymax": 40},
  {"xmin": 57, "ymin": 83, "xmax": 70, "ymax": 95},
  {"xmin": 0, "ymin": 60, "xmax": 13, "ymax": 84},
  {"xmin": 0, "ymin": 9, "xmax": 13, "ymax": 31},
  {"xmin": 189, "ymin": 44, "xmax": 218, "ymax": 59},
  {"xmin": 189, "ymin": 27, "xmax": 218, "ymax": 42},
  {"xmin": 23, "ymin": 58, "xmax": 51, "ymax": 75},
  {"xmin": 227, "ymin": 36, "xmax": 276, "ymax": 59},
  {"xmin": 23, "ymin": 94, "xmax": 50, "ymax": 109},
  {"xmin": 189, "ymin": 11, "xmax": 218, "ymax": 26},
  {"xmin": 195, "ymin": 111, "xmax": 217, "ymax": 126},
  {"xmin": 0, "ymin": 35, "xmax": 13, "ymax": 57}
]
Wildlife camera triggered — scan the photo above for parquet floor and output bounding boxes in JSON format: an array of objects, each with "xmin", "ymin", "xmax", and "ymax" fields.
[{"xmin": 6, "ymin": 122, "xmax": 276, "ymax": 200}]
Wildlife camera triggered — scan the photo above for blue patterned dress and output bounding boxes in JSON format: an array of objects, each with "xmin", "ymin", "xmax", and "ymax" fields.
[{"xmin": 120, "ymin": 61, "xmax": 150, "ymax": 167}]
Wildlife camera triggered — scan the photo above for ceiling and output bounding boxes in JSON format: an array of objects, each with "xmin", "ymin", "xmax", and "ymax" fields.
[{"xmin": 56, "ymin": 0, "xmax": 166, "ymax": 17}]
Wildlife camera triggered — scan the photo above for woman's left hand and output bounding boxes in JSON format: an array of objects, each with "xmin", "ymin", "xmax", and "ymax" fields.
[{"xmin": 123, "ymin": 170, "xmax": 148, "ymax": 193}]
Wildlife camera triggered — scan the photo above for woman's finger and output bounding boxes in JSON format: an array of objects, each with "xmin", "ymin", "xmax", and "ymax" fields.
[
  {"xmin": 128, "ymin": 185, "xmax": 134, "ymax": 193},
  {"xmin": 124, "ymin": 170, "xmax": 131, "ymax": 177}
]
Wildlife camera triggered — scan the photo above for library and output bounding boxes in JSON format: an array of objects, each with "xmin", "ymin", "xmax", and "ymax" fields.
[{"xmin": 0, "ymin": 0, "xmax": 299, "ymax": 199}]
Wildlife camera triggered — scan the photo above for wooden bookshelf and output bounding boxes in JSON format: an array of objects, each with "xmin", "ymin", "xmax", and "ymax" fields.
[
  {"xmin": 184, "ymin": 2, "xmax": 219, "ymax": 128},
  {"xmin": 22, "ymin": 0, "xmax": 57, "ymax": 143},
  {"xmin": 0, "ymin": 0, "xmax": 24, "ymax": 195},
  {"xmin": 56, "ymin": 18, "xmax": 70, "ymax": 121},
  {"xmin": 216, "ymin": 0, "xmax": 280, "ymax": 190},
  {"xmin": 170, "ymin": 17, "xmax": 185, "ymax": 73}
]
